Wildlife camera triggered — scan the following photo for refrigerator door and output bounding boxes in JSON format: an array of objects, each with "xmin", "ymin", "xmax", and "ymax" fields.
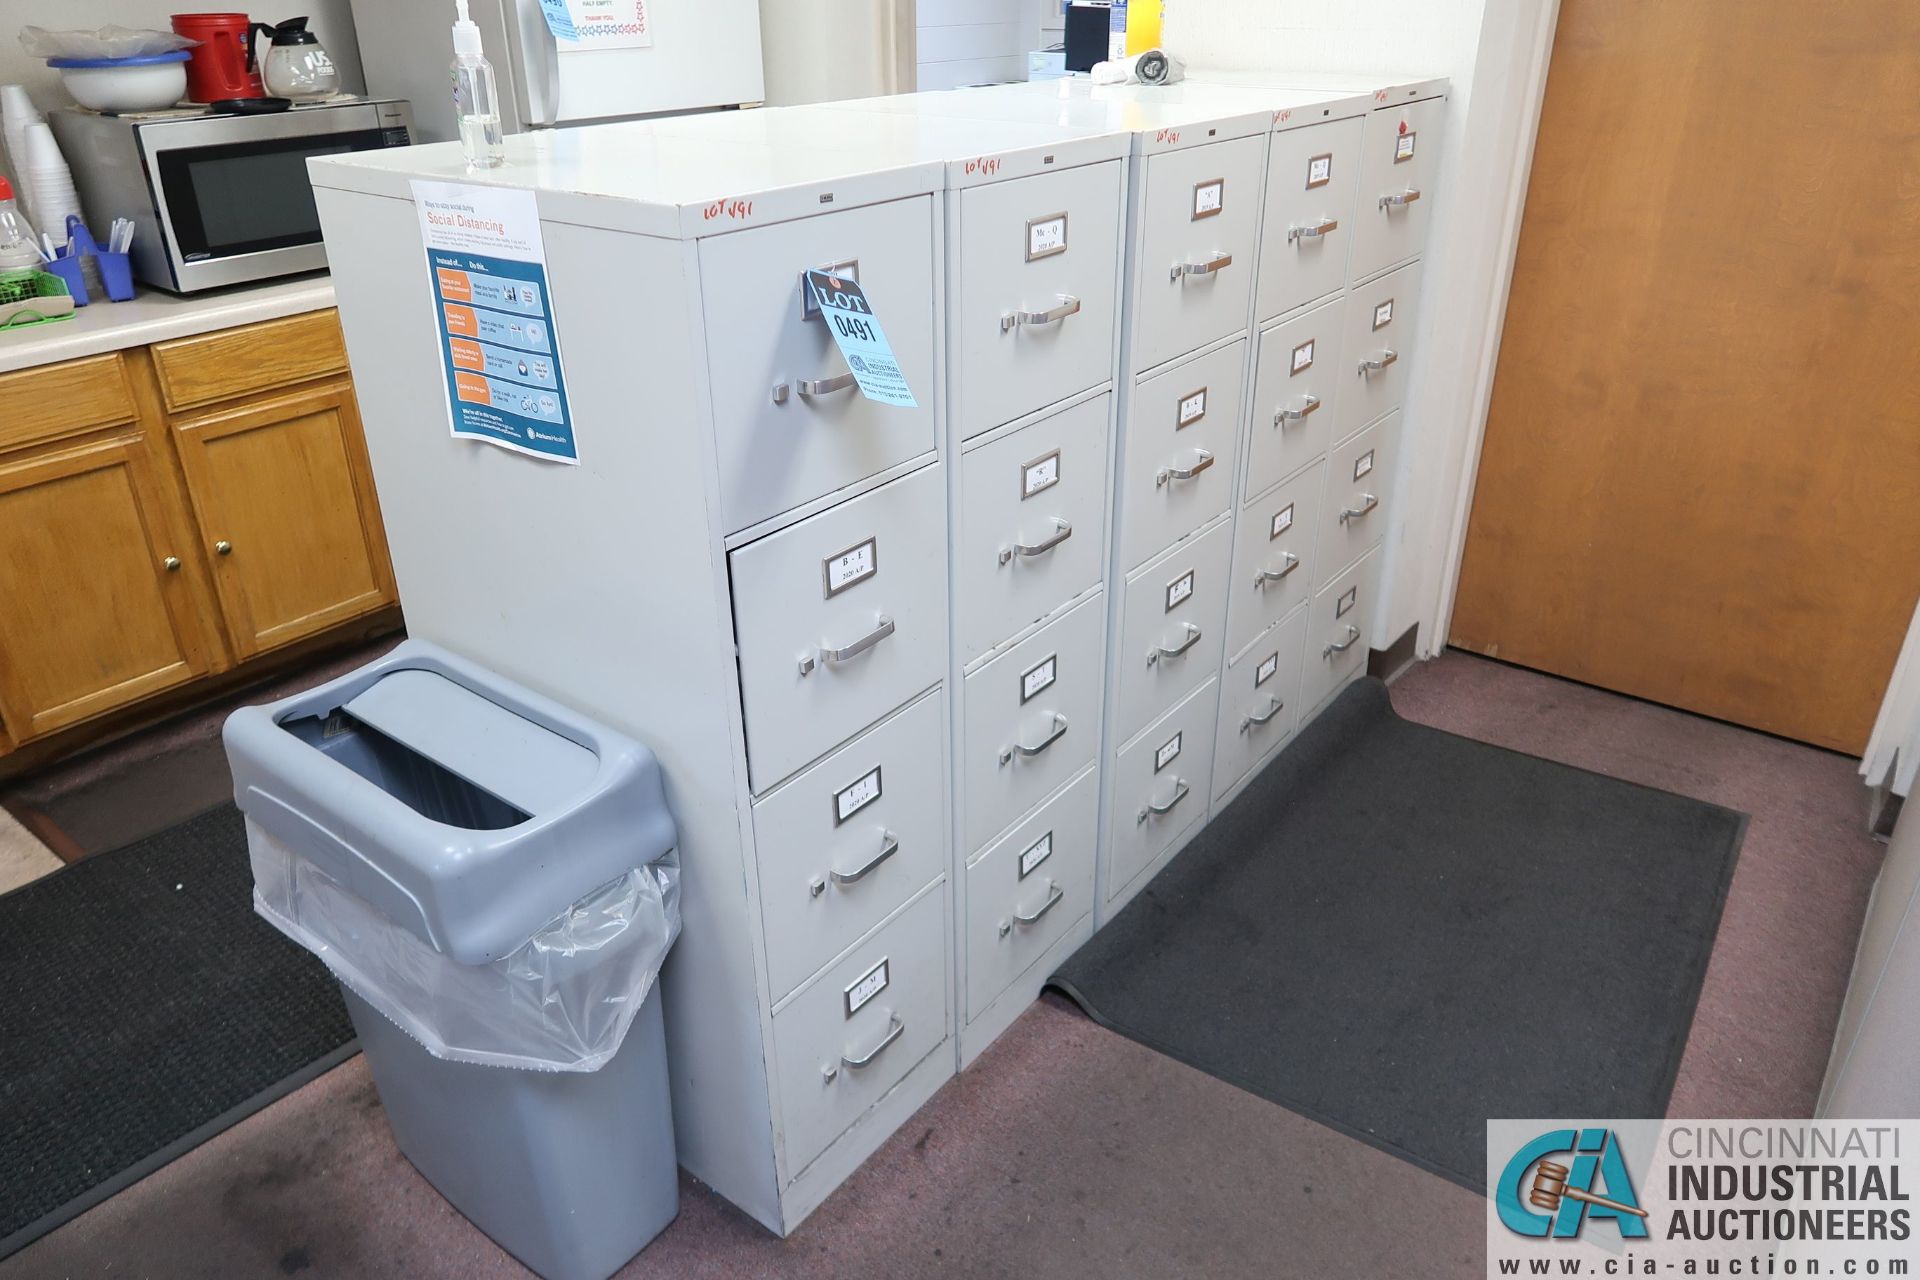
[{"xmin": 501, "ymin": 0, "xmax": 765, "ymax": 126}]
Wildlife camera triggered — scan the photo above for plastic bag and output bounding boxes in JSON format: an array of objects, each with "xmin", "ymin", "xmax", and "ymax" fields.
[
  {"xmin": 19, "ymin": 26, "xmax": 199, "ymax": 60},
  {"xmin": 249, "ymin": 821, "xmax": 681, "ymax": 1073}
]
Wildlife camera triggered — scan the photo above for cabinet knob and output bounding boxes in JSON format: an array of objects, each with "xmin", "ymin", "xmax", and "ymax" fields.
[
  {"xmin": 214, "ymin": 540, "xmax": 232, "ymax": 556},
  {"xmin": 162, "ymin": 556, "xmax": 181, "ymax": 572}
]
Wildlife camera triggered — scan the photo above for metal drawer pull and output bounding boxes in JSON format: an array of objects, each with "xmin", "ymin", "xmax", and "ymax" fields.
[
  {"xmin": 1000, "ymin": 713, "xmax": 1069, "ymax": 765},
  {"xmin": 1380, "ymin": 189, "xmax": 1422, "ymax": 209},
  {"xmin": 1254, "ymin": 553, "xmax": 1300, "ymax": 588},
  {"xmin": 798, "ymin": 371, "xmax": 858, "ymax": 397},
  {"xmin": 1241, "ymin": 697, "xmax": 1284, "ymax": 733},
  {"xmin": 163, "ymin": 556, "xmax": 181, "ymax": 572},
  {"xmin": 1358, "ymin": 349, "xmax": 1398, "ymax": 375},
  {"xmin": 1340, "ymin": 493, "xmax": 1379, "ymax": 523},
  {"xmin": 1147, "ymin": 622, "xmax": 1203, "ymax": 666},
  {"xmin": 1001, "ymin": 294, "xmax": 1082, "ymax": 333},
  {"xmin": 1323, "ymin": 624, "xmax": 1361, "ymax": 658},
  {"xmin": 1275, "ymin": 394, "xmax": 1321, "ymax": 425},
  {"xmin": 1288, "ymin": 217, "xmax": 1339, "ymax": 242},
  {"xmin": 838, "ymin": 1014, "xmax": 905, "ymax": 1073},
  {"xmin": 998, "ymin": 517, "xmax": 1073, "ymax": 565},
  {"xmin": 828, "ymin": 831, "xmax": 899, "ymax": 888},
  {"xmin": 1137, "ymin": 778, "xmax": 1191, "ymax": 823},
  {"xmin": 1170, "ymin": 251, "xmax": 1233, "ymax": 281},
  {"xmin": 799, "ymin": 615, "xmax": 895, "ymax": 675},
  {"xmin": 1156, "ymin": 449, "xmax": 1215, "ymax": 487},
  {"xmin": 1014, "ymin": 883, "xmax": 1066, "ymax": 927}
]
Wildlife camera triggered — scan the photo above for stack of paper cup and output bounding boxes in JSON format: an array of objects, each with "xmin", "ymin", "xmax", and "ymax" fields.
[
  {"xmin": 0, "ymin": 85, "xmax": 42, "ymax": 220},
  {"xmin": 22, "ymin": 122, "xmax": 83, "ymax": 245}
]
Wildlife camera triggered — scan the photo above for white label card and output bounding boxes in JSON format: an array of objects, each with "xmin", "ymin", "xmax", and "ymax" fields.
[
  {"xmin": 833, "ymin": 765, "xmax": 882, "ymax": 825},
  {"xmin": 1192, "ymin": 179, "xmax": 1224, "ymax": 219},
  {"xmin": 823, "ymin": 537, "xmax": 877, "ymax": 597},
  {"xmin": 1373, "ymin": 299, "xmax": 1394, "ymax": 330},
  {"xmin": 1395, "ymin": 131, "xmax": 1417, "ymax": 163},
  {"xmin": 1155, "ymin": 732, "xmax": 1183, "ymax": 772},
  {"xmin": 1165, "ymin": 570, "xmax": 1195, "ymax": 612},
  {"xmin": 1291, "ymin": 340, "xmax": 1315, "ymax": 374},
  {"xmin": 1256, "ymin": 651, "xmax": 1280, "ymax": 686},
  {"xmin": 1336, "ymin": 585, "xmax": 1358, "ymax": 618},
  {"xmin": 1306, "ymin": 153, "xmax": 1333, "ymax": 188},
  {"xmin": 1354, "ymin": 450, "xmax": 1375, "ymax": 481},
  {"xmin": 1270, "ymin": 504, "xmax": 1295, "ymax": 539},
  {"xmin": 1177, "ymin": 389, "xmax": 1207, "ymax": 429},
  {"xmin": 1027, "ymin": 214, "xmax": 1068, "ymax": 261},
  {"xmin": 1021, "ymin": 654, "xmax": 1058, "ymax": 703},
  {"xmin": 1018, "ymin": 832, "xmax": 1054, "ymax": 879},
  {"xmin": 1022, "ymin": 450, "xmax": 1060, "ymax": 498},
  {"xmin": 845, "ymin": 958, "xmax": 889, "ymax": 1016}
]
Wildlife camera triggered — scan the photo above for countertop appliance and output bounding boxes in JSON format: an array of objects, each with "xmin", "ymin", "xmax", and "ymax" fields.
[
  {"xmin": 348, "ymin": 0, "xmax": 763, "ymax": 143},
  {"xmin": 48, "ymin": 97, "xmax": 413, "ymax": 294}
]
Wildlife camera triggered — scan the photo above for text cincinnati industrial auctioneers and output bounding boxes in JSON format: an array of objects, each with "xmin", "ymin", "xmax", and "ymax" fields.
[{"xmin": 1661, "ymin": 1125, "xmax": 1910, "ymax": 1244}]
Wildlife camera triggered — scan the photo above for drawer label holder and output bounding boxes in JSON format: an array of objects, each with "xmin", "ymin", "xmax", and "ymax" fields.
[
  {"xmin": 1176, "ymin": 388, "xmax": 1208, "ymax": 429},
  {"xmin": 845, "ymin": 957, "xmax": 889, "ymax": 1016},
  {"xmin": 1291, "ymin": 339, "xmax": 1315, "ymax": 375},
  {"xmin": 1256, "ymin": 650, "xmax": 1280, "ymax": 687},
  {"xmin": 1373, "ymin": 298, "xmax": 1395, "ymax": 330},
  {"xmin": 1306, "ymin": 153, "xmax": 1333, "ymax": 189},
  {"xmin": 1192, "ymin": 178, "xmax": 1225, "ymax": 220},
  {"xmin": 1155, "ymin": 731, "xmax": 1183, "ymax": 772},
  {"xmin": 1336, "ymin": 585, "xmax": 1359, "ymax": 618},
  {"xmin": 1395, "ymin": 131, "xmax": 1417, "ymax": 163},
  {"xmin": 1026, "ymin": 212, "xmax": 1069, "ymax": 261},
  {"xmin": 832, "ymin": 764, "xmax": 883, "ymax": 826},
  {"xmin": 1021, "ymin": 654, "xmax": 1058, "ymax": 703},
  {"xmin": 804, "ymin": 268, "xmax": 918, "ymax": 409},
  {"xmin": 1022, "ymin": 448, "xmax": 1061, "ymax": 498},
  {"xmin": 1165, "ymin": 569, "xmax": 1196, "ymax": 612},
  {"xmin": 1270, "ymin": 503, "xmax": 1295, "ymax": 539},
  {"xmin": 1018, "ymin": 831, "xmax": 1054, "ymax": 879},
  {"xmin": 823, "ymin": 536, "xmax": 878, "ymax": 598}
]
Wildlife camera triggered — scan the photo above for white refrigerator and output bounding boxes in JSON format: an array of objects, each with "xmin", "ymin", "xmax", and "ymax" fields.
[{"xmin": 349, "ymin": 0, "xmax": 767, "ymax": 142}]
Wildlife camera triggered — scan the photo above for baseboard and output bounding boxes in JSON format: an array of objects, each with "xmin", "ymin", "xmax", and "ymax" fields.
[{"xmin": 1368, "ymin": 621, "xmax": 1420, "ymax": 685}]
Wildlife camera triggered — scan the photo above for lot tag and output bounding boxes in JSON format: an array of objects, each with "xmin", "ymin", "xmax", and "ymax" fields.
[{"xmin": 805, "ymin": 269, "xmax": 917, "ymax": 408}]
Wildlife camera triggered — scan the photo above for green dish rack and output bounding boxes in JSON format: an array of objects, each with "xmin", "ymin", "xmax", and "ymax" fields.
[{"xmin": 0, "ymin": 270, "xmax": 77, "ymax": 330}]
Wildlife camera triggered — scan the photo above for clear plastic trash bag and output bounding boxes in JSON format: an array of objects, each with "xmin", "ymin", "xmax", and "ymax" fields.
[
  {"xmin": 19, "ymin": 26, "xmax": 201, "ymax": 60},
  {"xmin": 249, "ymin": 822, "xmax": 680, "ymax": 1073}
]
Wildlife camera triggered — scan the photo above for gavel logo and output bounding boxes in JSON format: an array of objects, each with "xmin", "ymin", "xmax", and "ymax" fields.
[{"xmin": 1528, "ymin": 1160, "xmax": 1650, "ymax": 1220}]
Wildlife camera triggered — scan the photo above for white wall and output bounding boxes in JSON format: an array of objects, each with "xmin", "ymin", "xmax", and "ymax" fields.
[
  {"xmin": 1164, "ymin": 0, "xmax": 1557, "ymax": 659},
  {"xmin": 917, "ymin": 0, "xmax": 1036, "ymax": 89}
]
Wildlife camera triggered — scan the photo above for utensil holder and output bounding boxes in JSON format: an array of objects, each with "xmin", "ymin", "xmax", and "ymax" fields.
[
  {"xmin": 96, "ymin": 250, "xmax": 134, "ymax": 302},
  {"xmin": 43, "ymin": 254, "xmax": 89, "ymax": 305}
]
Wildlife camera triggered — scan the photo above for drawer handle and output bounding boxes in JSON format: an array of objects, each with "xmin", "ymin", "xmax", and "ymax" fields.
[
  {"xmin": 799, "ymin": 614, "xmax": 895, "ymax": 675},
  {"xmin": 1137, "ymin": 777, "xmax": 1191, "ymax": 824},
  {"xmin": 1275, "ymin": 394, "xmax": 1321, "ymax": 425},
  {"xmin": 998, "ymin": 517, "xmax": 1074, "ymax": 566},
  {"xmin": 1323, "ymin": 624, "xmax": 1361, "ymax": 658},
  {"xmin": 1288, "ymin": 217, "xmax": 1339, "ymax": 243},
  {"xmin": 162, "ymin": 555, "xmax": 182, "ymax": 572},
  {"xmin": 1001, "ymin": 294, "xmax": 1082, "ymax": 333},
  {"xmin": 1170, "ymin": 251, "xmax": 1233, "ymax": 282},
  {"xmin": 1010, "ymin": 883, "xmax": 1066, "ymax": 931},
  {"xmin": 1147, "ymin": 622, "xmax": 1203, "ymax": 666},
  {"xmin": 1339, "ymin": 493, "xmax": 1379, "ymax": 523},
  {"xmin": 1380, "ymin": 188, "xmax": 1421, "ymax": 209},
  {"xmin": 1240, "ymin": 697, "xmax": 1284, "ymax": 733},
  {"xmin": 999, "ymin": 712, "xmax": 1069, "ymax": 766},
  {"xmin": 836, "ymin": 1014, "xmax": 906, "ymax": 1075},
  {"xmin": 1358, "ymin": 349, "xmax": 1398, "ymax": 375},
  {"xmin": 823, "ymin": 830, "xmax": 899, "ymax": 891},
  {"xmin": 798, "ymin": 371, "xmax": 858, "ymax": 397},
  {"xmin": 1155, "ymin": 448, "xmax": 1215, "ymax": 487},
  {"xmin": 1254, "ymin": 552, "xmax": 1300, "ymax": 588}
]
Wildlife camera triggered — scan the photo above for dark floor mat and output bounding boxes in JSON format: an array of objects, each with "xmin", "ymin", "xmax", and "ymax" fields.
[
  {"xmin": 1049, "ymin": 678, "xmax": 1746, "ymax": 1191},
  {"xmin": 0, "ymin": 804, "xmax": 355, "ymax": 1257}
]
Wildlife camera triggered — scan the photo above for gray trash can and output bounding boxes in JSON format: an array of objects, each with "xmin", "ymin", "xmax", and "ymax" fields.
[{"xmin": 224, "ymin": 640, "xmax": 681, "ymax": 1280}]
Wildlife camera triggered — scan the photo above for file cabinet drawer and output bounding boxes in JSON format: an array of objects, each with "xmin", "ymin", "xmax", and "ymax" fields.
[
  {"xmin": 700, "ymin": 196, "xmax": 939, "ymax": 533},
  {"xmin": 1301, "ymin": 547, "xmax": 1381, "ymax": 714},
  {"xmin": 772, "ymin": 884, "xmax": 948, "ymax": 1179},
  {"xmin": 1257, "ymin": 117, "xmax": 1364, "ymax": 323},
  {"xmin": 1133, "ymin": 135, "xmax": 1265, "ymax": 372},
  {"xmin": 752, "ymin": 691, "xmax": 947, "ymax": 1001},
  {"xmin": 954, "ymin": 161, "xmax": 1124, "ymax": 440},
  {"xmin": 1226, "ymin": 462, "xmax": 1323, "ymax": 662},
  {"xmin": 731, "ymin": 464, "xmax": 948, "ymax": 792},
  {"xmin": 1107, "ymin": 677, "xmax": 1219, "ymax": 903},
  {"xmin": 1245, "ymin": 299, "xmax": 1344, "ymax": 501},
  {"xmin": 1350, "ymin": 95, "xmax": 1445, "ymax": 283},
  {"xmin": 960, "ymin": 590, "xmax": 1104, "ymax": 854},
  {"xmin": 1321, "ymin": 411, "xmax": 1397, "ymax": 583},
  {"xmin": 957, "ymin": 394, "xmax": 1111, "ymax": 665},
  {"xmin": 1118, "ymin": 339, "xmax": 1243, "ymax": 574},
  {"xmin": 1213, "ymin": 605, "xmax": 1307, "ymax": 801},
  {"xmin": 1115, "ymin": 516, "xmax": 1232, "ymax": 745},
  {"xmin": 965, "ymin": 765, "xmax": 1098, "ymax": 1021},
  {"xmin": 1340, "ymin": 260, "xmax": 1422, "ymax": 439}
]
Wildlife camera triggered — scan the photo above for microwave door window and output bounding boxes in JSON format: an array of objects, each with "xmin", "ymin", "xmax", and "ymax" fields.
[{"xmin": 155, "ymin": 131, "xmax": 377, "ymax": 262}]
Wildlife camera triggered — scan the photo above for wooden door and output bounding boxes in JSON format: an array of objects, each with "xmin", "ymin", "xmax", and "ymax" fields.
[
  {"xmin": 0, "ymin": 437, "xmax": 215, "ymax": 741},
  {"xmin": 171, "ymin": 381, "xmax": 396, "ymax": 660},
  {"xmin": 1449, "ymin": 0, "xmax": 1920, "ymax": 753}
]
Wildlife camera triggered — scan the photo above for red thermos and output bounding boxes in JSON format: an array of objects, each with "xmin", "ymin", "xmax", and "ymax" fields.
[{"xmin": 171, "ymin": 13, "xmax": 265, "ymax": 102}]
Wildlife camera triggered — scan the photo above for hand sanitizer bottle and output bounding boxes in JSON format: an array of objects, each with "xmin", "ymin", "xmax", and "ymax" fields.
[{"xmin": 451, "ymin": 0, "xmax": 505, "ymax": 168}]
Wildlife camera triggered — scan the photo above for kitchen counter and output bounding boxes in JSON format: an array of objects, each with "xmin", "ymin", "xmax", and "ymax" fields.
[{"xmin": 0, "ymin": 274, "xmax": 337, "ymax": 376}]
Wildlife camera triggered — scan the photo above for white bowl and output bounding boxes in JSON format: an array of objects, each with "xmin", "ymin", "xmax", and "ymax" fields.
[{"xmin": 56, "ymin": 59, "xmax": 188, "ymax": 114}]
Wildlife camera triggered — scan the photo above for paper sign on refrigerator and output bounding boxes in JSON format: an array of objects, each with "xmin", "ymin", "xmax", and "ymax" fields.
[
  {"xmin": 413, "ymin": 181, "xmax": 579, "ymax": 464},
  {"xmin": 804, "ymin": 269, "xmax": 918, "ymax": 409},
  {"xmin": 539, "ymin": 0, "xmax": 652, "ymax": 50}
]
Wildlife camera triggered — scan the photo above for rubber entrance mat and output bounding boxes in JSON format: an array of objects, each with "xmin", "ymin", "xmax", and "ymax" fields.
[
  {"xmin": 0, "ymin": 804, "xmax": 355, "ymax": 1258},
  {"xmin": 1049, "ymin": 679, "xmax": 1746, "ymax": 1191}
]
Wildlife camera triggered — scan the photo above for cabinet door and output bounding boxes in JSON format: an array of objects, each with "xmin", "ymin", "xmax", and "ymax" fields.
[
  {"xmin": 0, "ymin": 437, "xmax": 213, "ymax": 741},
  {"xmin": 171, "ymin": 381, "xmax": 395, "ymax": 660}
]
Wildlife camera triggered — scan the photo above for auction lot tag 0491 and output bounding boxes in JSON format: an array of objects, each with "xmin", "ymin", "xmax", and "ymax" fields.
[{"xmin": 805, "ymin": 269, "xmax": 917, "ymax": 409}]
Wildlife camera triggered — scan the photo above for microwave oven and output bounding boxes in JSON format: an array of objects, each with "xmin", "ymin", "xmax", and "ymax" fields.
[{"xmin": 49, "ymin": 98, "xmax": 414, "ymax": 294}]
